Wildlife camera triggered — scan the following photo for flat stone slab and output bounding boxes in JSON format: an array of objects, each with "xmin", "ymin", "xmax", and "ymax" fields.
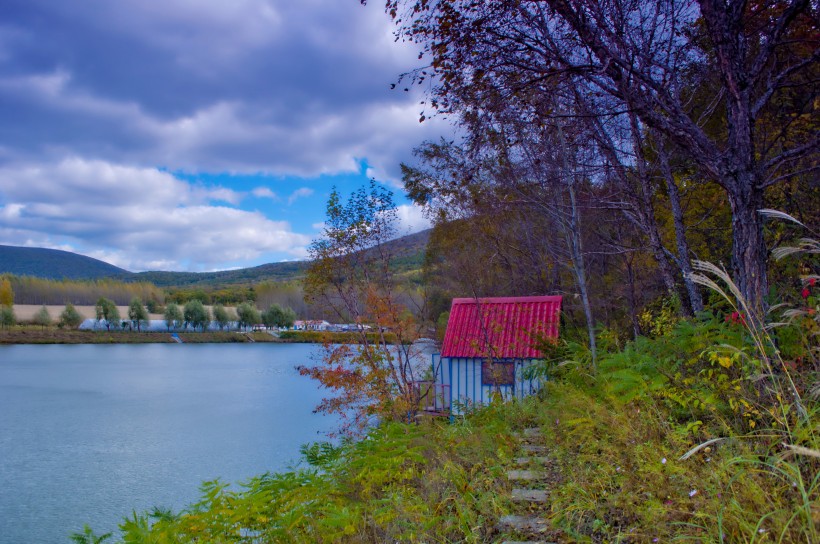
[
  {"xmin": 513, "ymin": 456, "xmax": 550, "ymax": 466},
  {"xmin": 521, "ymin": 445, "xmax": 548, "ymax": 454},
  {"xmin": 497, "ymin": 514, "xmax": 551, "ymax": 534},
  {"xmin": 507, "ymin": 469, "xmax": 544, "ymax": 481},
  {"xmin": 514, "ymin": 427, "xmax": 543, "ymax": 443},
  {"xmin": 511, "ymin": 488, "xmax": 549, "ymax": 503}
]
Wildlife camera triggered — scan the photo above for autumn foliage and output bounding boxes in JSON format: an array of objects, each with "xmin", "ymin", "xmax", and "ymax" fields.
[{"xmin": 300, "ymin": 183, "xmax": 430, "ymax": 436}]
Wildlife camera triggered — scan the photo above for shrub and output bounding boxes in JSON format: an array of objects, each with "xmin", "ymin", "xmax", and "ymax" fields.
[
  {"xmin": 0, "ymin": 305, "xmax": 15, "ymax": 329},
  {"xmin": 59, "ymin": 303, "xmax": 83, "ymax": 329}
]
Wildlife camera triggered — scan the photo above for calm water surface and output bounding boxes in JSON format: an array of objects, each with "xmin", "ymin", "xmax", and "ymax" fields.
[{"xmin": 0, "ymin": 343, "xmax": 335, "ymax": 543}]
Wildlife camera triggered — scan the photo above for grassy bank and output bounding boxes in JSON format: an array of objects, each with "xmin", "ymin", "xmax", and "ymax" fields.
[
  {"xmin": 279, "ymin": 330, "xmax": 402, "ymax": 344},
  {"xmin": 75, "ymin": 312, "xmax": 818, "ymax": 543},
  {"xmin": 90, "ymin": 406, "xmax": 520, "ymax": 543},
  {"xmin": 0, "ymin": 328, "xmax": 403, "ymax": 345},
  {"xmin": 0, "ymin": 328, "xmax": 176, "ymax": 344},
  {"xmin": 0, "ymin": 328, "xmax": 278, "ymax": 344}
]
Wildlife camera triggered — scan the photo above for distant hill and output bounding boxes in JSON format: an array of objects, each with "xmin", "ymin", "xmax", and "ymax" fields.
[
  {"xmin": 0, "ymin": 229, "xmax": 430, "ymax": 287},
  {"xmin": 0, "ymin": 245, "xmax": 131, "ymax": 280},
  {"xmin": 132, "ymin": 261, "xmax": 310, "ymax": 287},
  {"xmin": 134, "ymin": 229, "xmax": 430, "ymax": 287}
]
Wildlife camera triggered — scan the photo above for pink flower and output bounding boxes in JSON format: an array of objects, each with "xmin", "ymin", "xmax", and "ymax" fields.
[
  {"xmin": 810, "ymin": 278, "xmax": 816, "ymax": 287},
  {"xmin": 802, "ymin": 288, "xmax": 810, "ymax": 299}
]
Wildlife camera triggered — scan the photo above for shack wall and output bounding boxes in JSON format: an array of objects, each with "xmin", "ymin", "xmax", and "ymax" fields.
[{"xmin": 435, "ymin": 354, "xmax": 541, "ymax": 416}]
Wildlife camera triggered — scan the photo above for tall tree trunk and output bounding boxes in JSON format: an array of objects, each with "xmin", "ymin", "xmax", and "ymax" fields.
[
  {"xmin": 625, "ymin": 253, "xmax": 640, "ymax": 340},
  {"xmin": 727, "ymin": 177, "xmax": 768, "ymax": 321},
  {"xmin": 657, "ymin": 142, "xmax": 704, "ymax": 314},
  {"xmin": 667, "ymin": 177, "xmax": 704, "ymax": 314},
  {"xmin": 627, "ymin": 113, "xmax": 681, "ymax": 301},
  {"xmin": 556, "ymin": 121, "xmax": 597, "ymax": 368},
  {"xmin": 568, "ymin": 180, "xmax": 597, "ymax": 369}
]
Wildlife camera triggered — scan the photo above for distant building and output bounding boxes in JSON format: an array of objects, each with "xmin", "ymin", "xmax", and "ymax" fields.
[
  {"xmin": 432, "ymin": 295, "xmax": 562, "ymax": 416},
  {"xmin": 293, "ymin": 320, "xmax": 331, "ymax": 331}
]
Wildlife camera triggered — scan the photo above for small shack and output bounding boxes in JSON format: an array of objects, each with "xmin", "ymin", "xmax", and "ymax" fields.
[{"xmin": 432, "ymin": 295, "xmax": 562, "ymax": 415}]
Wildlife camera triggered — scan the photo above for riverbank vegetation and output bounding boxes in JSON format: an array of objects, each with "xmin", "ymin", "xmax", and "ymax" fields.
[
  {"xmin": 74, "ymin": 296, "xmax": 817, "ymax": 542},
  {"xmin": 76, "ymin": 197, "xmax": 816, "ymax": 541},
  {"xmin": 0, "ymin": 328, "xmax": 274, "ymax": 344},
  {"xmin": 0, "ymin": 327, "xmax": 405, "ymax": 345}
]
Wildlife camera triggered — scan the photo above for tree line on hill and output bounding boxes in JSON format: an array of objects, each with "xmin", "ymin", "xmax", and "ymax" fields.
[{"xmin": 2, "ymin": 275, "xmax": 164, "ymax": 306}]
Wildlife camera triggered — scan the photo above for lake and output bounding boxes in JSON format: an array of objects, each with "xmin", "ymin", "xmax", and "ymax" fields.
[{"xmin": 0, "ymin": 343, "xmax": 337, "ymax": 543}]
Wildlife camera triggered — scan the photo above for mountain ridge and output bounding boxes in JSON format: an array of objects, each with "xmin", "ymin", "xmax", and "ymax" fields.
[
  {"xmin": 0, "ymin": 229, "xmax": 430, "ymax": 287},
  {"xmin": 0, "ymin": 245, "xmax": 129, "ymax": 280}
]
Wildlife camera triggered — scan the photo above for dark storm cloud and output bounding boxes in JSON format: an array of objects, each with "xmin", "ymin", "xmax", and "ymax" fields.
[{"xmin": 0, "ymin": 0, "xmax": 444, "ymax": 175}]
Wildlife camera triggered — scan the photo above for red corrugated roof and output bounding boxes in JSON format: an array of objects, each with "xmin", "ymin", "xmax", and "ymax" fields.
[{"xmin": 441, "ymin": 296, "xmax": 562, "ymax": 359}]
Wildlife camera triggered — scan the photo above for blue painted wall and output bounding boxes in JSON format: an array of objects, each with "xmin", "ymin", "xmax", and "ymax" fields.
[{"xmin": 433, "ymin": 354, "xmax": 541, "ymax": 415}]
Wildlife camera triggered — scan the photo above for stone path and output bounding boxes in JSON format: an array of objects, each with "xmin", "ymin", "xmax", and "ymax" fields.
[{"xmin": 495, "ymin": 427, "xmax": 560, "ymax": 544}]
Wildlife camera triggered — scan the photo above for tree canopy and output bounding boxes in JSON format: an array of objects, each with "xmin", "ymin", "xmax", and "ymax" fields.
[
  {"xmin": 128, "ymin": 297, "xmax": 149, "ymax": 332},
  {"xmin": 382, "ymin": 0, "xmax": 819, "ymax": 320},
  {"xmin": 32, "ymin": 305, "xmax": 52, "ymax": 329},
  {"xmin": 0, "ymin": 305, "xmax": 15, "ymax": 329},
  {"xmin": 212, "ymin": 304, "xmax": 232, "ymax": 330},
  {"xmin": 59, "ymin": 303, "xmax": 83, "ymax": 329},
  {"xmin": 0, "ymin": 277, "xmax": 13, "ymax": 306},
  {"xmin": 301, "ymin": 183, "xmax": 430, "ymax": 436},
  {"xmin": 95, "ymin": 297, "xmax": 120, "ymax": 331},
  {"xmin": 183, "ymin": 300, "xmax": 210, "ymax": 331},
  {"xmin": 236, "ymin": 302, "xmax": 261, "ymax": 331},
  {"xmin": 262, "ymin": 304, "xmax": 296, "ymax": 329},
  {"xmin": 164, "ymin": 303, "xmax": 183, "ymax": 331}
]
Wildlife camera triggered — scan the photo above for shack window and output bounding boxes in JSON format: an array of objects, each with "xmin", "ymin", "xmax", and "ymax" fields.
[{"xmin": 482, "ymin": 361, "xmax": 515, "ymax": 386}]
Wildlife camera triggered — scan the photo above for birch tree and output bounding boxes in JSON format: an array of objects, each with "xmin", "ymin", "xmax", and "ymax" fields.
[{"xmin": 301, "ymin": 182, "xmax": 429, "ymax": 436}]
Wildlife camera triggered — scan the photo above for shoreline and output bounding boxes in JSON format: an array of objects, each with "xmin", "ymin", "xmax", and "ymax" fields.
[
  {"xmin": 0, "ymin": 329, "xmax": 406, "ymax": 345},
  {"xmin": 0, "ymin": 329, "xmax": 295, "ymax": 345}
]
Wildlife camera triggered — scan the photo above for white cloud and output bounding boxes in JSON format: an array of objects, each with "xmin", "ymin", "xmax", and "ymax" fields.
[
  {"xmin": 288, "ymin": 187, "xmax": 314, "ymax": 205},
  {"xmin": 394, "ymin": 203, "xmax": 431, "ymax": 235},
  {"xmin": 0, "ymin": 158, "xmax": 310, "ymax": 271},
  {"xmin": 252, "ymin": 187, "xmax": 278, "ymax": 199}
]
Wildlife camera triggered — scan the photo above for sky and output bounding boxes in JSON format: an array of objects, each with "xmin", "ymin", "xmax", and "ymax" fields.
[{"xmin": 0, "ymin": 0, "xmax": 449, "ymax": 272}]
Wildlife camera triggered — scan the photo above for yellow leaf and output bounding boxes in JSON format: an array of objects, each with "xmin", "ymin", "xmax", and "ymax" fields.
[{"xmin": 717, "ymin": 356, "xmax": 732, "ymax": 368}]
